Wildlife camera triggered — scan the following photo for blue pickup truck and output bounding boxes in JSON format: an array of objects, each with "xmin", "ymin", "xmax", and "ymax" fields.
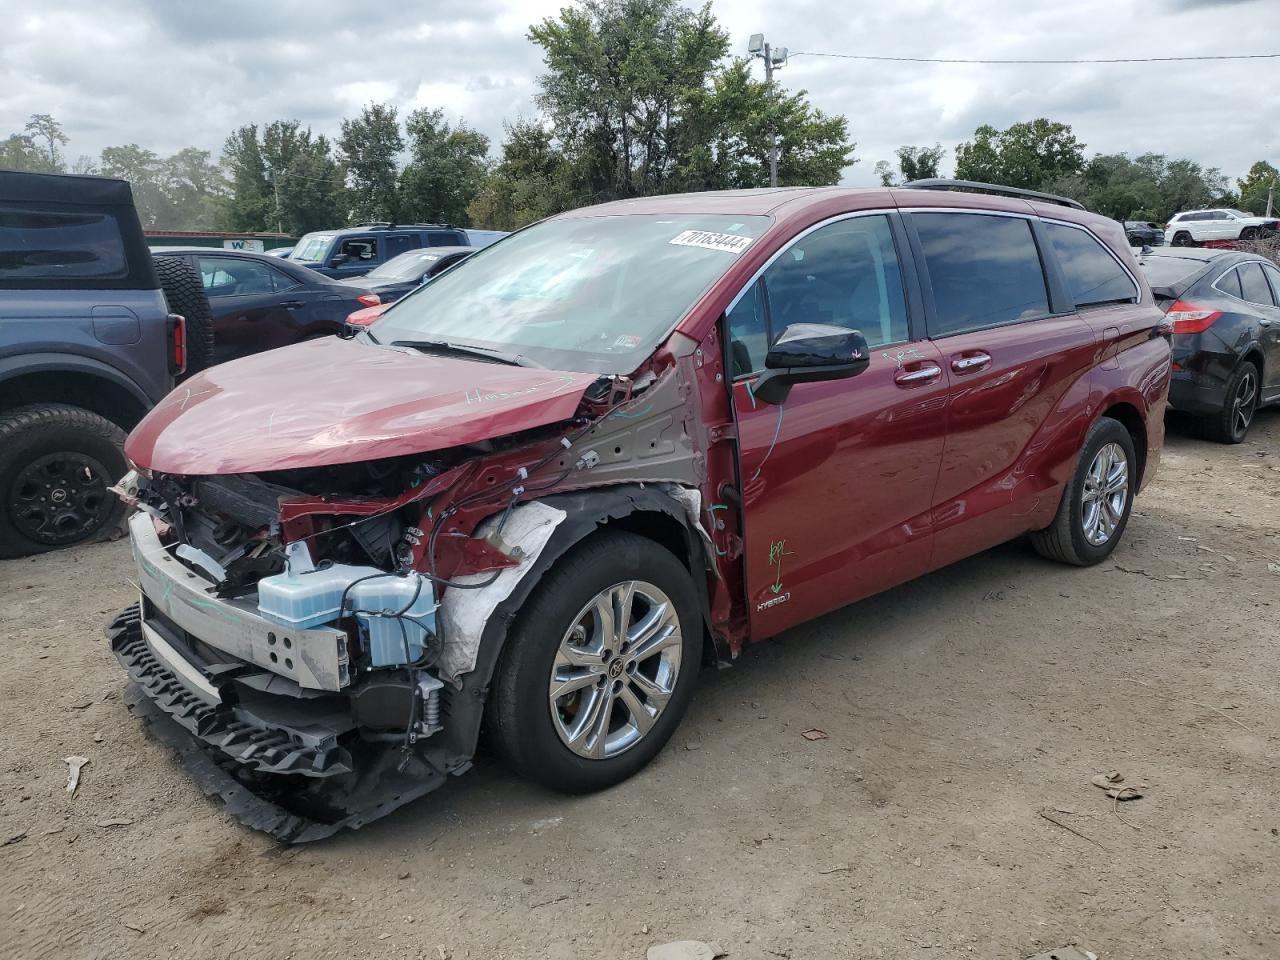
[{"xmin": 287, "ymin": 222, "xmax": 470, "ymax": 278}]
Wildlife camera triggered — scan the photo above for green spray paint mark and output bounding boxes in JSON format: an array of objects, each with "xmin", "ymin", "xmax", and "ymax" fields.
[{"xmin": 768, "ymin": 539, "xmax": 792, "ymax": 594}]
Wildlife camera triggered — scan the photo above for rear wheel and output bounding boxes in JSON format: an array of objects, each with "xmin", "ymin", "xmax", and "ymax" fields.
[
  {"xmin": 487, "ymin": 530, "xmax": 701, "ymax": 793},
  {"xmin": 1031, "ymin": 417, "xmax": 1136, "ymax": 567},
  {"xmin": 154, "ymin": 255, "xmax": 215, "ymax": 378},
  {"xmin": 0, "ymin": 404, "xmax": 127, "ymax": 558},
  {"xmin": 1196, "ymin": 360, "xmax": 1258, "ymax": 444}
]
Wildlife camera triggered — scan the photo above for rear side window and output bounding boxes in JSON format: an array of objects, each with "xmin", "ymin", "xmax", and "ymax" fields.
[
  {"xmin": 427, "ymin": 230, "xmax": 459, "ymax": 246},
  {"xmin": 1044, "ymin": 222, "xmax": 1138, "ymax": 308},
  {"xmin": 1260, "ymin": 263, "xmax": 1280, "ymax": 301},
  {"xmin": 913, "ymin": 213, "xmax": 1049, "ymax": 336},
  {"xmin": 385, "ymin": 234, "xmax": 421, "ymax": 259},
  {"xmin": 1238, "ymin": 262, "xmax": 1276, "ymax": 306},
  {"xmin": 1216, "ymin": 267, "xmax": 1244, "ymax": 299},
  {"xmin": 0, "ymin": 207, "xmax": 127, "ymax": 280}
]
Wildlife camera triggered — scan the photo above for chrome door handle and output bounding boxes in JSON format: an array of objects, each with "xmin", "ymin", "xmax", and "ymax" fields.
[
  {"xmin": 951, "ymin": 352, "xmax": 991, "ymax": 372},
  {"xmin": 894, "ymin": 364, "xmax": 942, "ymax": 385},
  {"xmin": 1261, "ymin": 318, "xmax": 1273, "ymax": 327}
]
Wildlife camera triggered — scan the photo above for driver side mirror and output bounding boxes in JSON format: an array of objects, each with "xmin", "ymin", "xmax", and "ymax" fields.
[
  {"xmin": 752, "ymin": 323, "xmax": 870, "ymax": 404},
  {"xmin": 329, "ymin": 253, "xmax": 350, "ymax": 268}
]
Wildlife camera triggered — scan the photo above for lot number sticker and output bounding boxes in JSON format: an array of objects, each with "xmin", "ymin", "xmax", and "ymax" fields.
[{"xmin": 669, "ymin": 230, "xmax": 755, "ymax": 254}]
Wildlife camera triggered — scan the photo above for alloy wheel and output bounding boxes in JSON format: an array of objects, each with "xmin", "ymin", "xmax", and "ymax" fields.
[
  {"xmin": 549, "ymin": 580, "xmax": 683, "ymax": 760},
  {"xmin": 1080, "ymin": 442, "xmax": 1129, "ymax": 547},
  {"xmin": 1232, "ymin": 369, "xmax": 1258, "ymax": 440}
]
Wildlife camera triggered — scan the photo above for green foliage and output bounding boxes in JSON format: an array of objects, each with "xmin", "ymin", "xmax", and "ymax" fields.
[
  {"xmin": 467, "ymin": 121, "xmax": 575, "ymax": 230},
  {"xmin": 0, "ymin": 133, "xmax": 48, "ymax": 172},
  {"xmin": 1045, "ymin": 152, "xmax": 1231, "ymax": 222},
  {"xmin": 338, "ymin": 103, "xmax": 404, "ymax": 224},
  {"xmin": 221, "ymin": 121, "xmax": 343, "ymax": 234},
  {"xmin": 955, "ymin": 119, "xmax": 1085, "ymax": 189},
  {"xmin": 876, "ymin": 144, "xmax": 946, "ymax": 186},
  {"xmin": 1237, "ymin": 160, "xmax": 1278, "ymax": 215},
  {"xmin": 399, "ymin": 109, "xmax": 491, "ymax": 227},
  {"xmin": 24, "ymin": 114, "xmax": 69, "ymax": 171}
]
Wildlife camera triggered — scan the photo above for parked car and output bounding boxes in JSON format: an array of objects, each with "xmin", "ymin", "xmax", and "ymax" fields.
[
  {"xmin": 265, "ymin": 246, "xmax": 293, "ymax": 258},
  {"xmin": 1124, "ymin": 220, "xmax": 1164, "ymax": 247},
  {"xmin": 1165, "ymin": 209, "xmax": 1280, "ymax": 246},
  {"xmin": 1138, "ymin": 246, "xmax": 1280, "ymax": 442},
  {"xmin": 336, "ymin": 246, "xmax": 475, "ymax": 304},
  {"xmin": 150, "ymin": 247, "xmax": 377, "ymax": 363},
  {"xmin": 0, "ymin": 171, "xmax": 195, "ymax": 557},
  {"xmin": 106, "ymin": 180, "xmax": 1169, "ymax": 841},
  {"xmin": 288, "ymin": 223, "xmax": 470, "ymax": 278},
  {"xmin": 463, "ymin": 229, "xmax": 509, "ymax": 249}
]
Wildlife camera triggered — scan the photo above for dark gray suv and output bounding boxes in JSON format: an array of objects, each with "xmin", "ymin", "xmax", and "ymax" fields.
[{"xmin": 0, "ymin": 171, "xmax": 192, "ymax": 557}]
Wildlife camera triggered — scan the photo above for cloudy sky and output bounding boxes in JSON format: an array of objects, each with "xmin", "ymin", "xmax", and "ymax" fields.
[{"xmin": 1, "ymin": 0, "xmax": 1276, "ymax": 186}]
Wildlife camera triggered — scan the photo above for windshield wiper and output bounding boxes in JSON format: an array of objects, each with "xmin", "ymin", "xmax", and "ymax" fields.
[{"xmin": 390, "ymin": 339, "xmax": 541, "ymax": 368}]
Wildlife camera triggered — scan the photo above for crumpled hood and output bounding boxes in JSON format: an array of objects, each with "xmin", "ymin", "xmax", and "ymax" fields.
[{"xmin": 126, "ymin": 337, "xmax": 599, "ymax": 475}]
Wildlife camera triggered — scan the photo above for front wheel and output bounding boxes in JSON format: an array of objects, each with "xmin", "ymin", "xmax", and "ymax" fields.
[
  {"xmin": 487, "ymin": 530, "xmax": 702, "ymax": 793},
  {"xmin": 1030, "ymin": 417, "xmax": 1136, "ymax": 567},
  {"xmin": 1171, "ymin": 231, "xmax": 1195, "ymax": 247}
]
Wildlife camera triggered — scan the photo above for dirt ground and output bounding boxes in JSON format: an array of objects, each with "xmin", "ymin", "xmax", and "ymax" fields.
[{"xmin": 2, "ymin": 411, "xmax": 1278, "ymax": 960}]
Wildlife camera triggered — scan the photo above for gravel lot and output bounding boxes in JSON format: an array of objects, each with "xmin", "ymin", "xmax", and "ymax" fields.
[{"xmin": 3, "ymin": 411, "xmax": 1278, "ymax": 960}]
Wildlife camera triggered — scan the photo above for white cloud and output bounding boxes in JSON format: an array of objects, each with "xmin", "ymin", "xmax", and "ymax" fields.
[{"xmin": 0, "ymin": 0, "xmax": 1275, "ymax": 185}]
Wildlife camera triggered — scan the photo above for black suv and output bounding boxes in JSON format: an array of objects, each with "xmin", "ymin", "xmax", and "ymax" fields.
[
  {"xmin": 0, "ymin": 171, "xmax": 211, "ymax": 557},
  {"xmin": 288, "ymin": 222, "xmax": 470, "ymax": 279}
]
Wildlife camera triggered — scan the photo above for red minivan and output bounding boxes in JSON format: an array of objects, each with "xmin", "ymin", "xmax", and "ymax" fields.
[{"xmin": 108, "ymin": 181, "xmax": 1170, "ymax": 840}]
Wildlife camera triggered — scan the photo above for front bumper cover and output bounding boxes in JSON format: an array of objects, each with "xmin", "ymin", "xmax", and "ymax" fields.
[{"xmin": 106, "ymin": 606, "xmax": 447, "ymax": 843}]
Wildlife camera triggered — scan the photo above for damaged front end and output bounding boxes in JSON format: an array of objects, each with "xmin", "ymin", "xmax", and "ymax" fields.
[{"xmin": 105, "ymin": 357, "xmax": 729, "ymax": 842}]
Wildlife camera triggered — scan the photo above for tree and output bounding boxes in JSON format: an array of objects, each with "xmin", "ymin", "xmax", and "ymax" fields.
[
  {"xmin": 399, "ymin": 109, "xmax": 490, "ymax": 226},
  {"xmin": 99, "ymin": 144, "xmax": 172, "ymax": 226},
  {"xmin": 0, "ymin": 134, "xmax": 45, "ymax": 172},
  {"xmin": 220, "ymin": 124, "xmax": 272, "ymax": 231},
  {"xmin": 23, "ymin": 114, "xmax": 68, "ymax": 171},
  {"xmin": 162, "ymin": 148, "xmax": 226, "ymax": 230},
  {"xmin": 1237, "ymin": 160, "xmax": 1278, "ymax": 215},
  {"xmin": 1044, "ymin": 152, "xmax": 1233, "ymax": 222},
  {"xmin": 468, "ymin": 120, "xmax": 575, "ymax": 230},
  {"xmin": 338, "ymin": 103, "xmax": 404, "ymax": 223},
  {"xmin": 875, "ymin": 143, "xmax": 945, "ymax": 186},
  {"xmin": 221, "ymin": 121, "xmax": 342, "ymax": 234},
  {"xmin": 955, "ymin": 119, "xmax": 1085, "ymax": 190}
]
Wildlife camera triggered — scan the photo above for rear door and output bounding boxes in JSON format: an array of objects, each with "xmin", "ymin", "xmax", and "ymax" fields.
[
  {"xmin": 1243, "ymin": 261, "xmax": 1280, "ymax": 398},
  {"xmin": 904, "ymin": 210, "xmax": 1104, "ymax": 569},
  {"xmin": 196, "ymin": 255, "xmax": 302, "ymax": 362},
  {"xmin": 731, "ymin": 211, "xmax": 950, "ymax": 637}
]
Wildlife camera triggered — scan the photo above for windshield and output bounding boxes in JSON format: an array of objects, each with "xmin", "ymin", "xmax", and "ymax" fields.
[
  {"xmin": 371, "ymin": 214, "xmax": 772, "ymax": 374},
  {"xmin": 291, "ymin": 234, "xmax": 333, "ymax": 262},
  {"xmin": 368, "ymin": 251, "xmax": 439, "ymax": 280}
]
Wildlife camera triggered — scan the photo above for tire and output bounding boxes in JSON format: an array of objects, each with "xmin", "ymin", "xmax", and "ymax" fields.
[
  {"xmin": 153, "ymin": 255, "xmax": 215, "ymax": 378},
  {"xmin": 1241, "ymin": 226, "xmax": 1260, "ymax": 241},
  {"xmin": 0, "ymin": 403, "xmax": 127, "ymax": 559},
  {"xmin": 1194, "ymin": 360, "xmax": 1259, "ymax": 444},
  {"xmin": 1126, "ymin": 234, "xmax": 1141, "ymax": 247},
  {"xmin": 487, "ymin": 530, "xmax": 702, "ymax": 793},
  {"xmin": 1171, "ymin": 231, "xmax": 1196, "ymax": 247},
  {"xmin": 1030, "ymin": 417, "xmax": 1137, "ymax": 567}
]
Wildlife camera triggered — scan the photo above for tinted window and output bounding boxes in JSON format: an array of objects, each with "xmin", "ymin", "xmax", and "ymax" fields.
[
  {"xmin": 762, "ymin": 215, "xmax": 908, "ymax": 353},
  {"xmin": 914, "ymin": 213, "xmax": 1049, "ymax": 336},
  {"xmin": 727, "ymin": 280, "xmax": 768, "ymax": 376},
  {"xmin": 198, "ymin": 256, "xmax": 285, "ymax": 296},
  {"xmin": 1260, "ymin": 263, "xmax": 1280, "ymax": 302},
  {"xmin": 385, "ymin": 234, "xmax": 420, "ymax": 259},
  {"xmin": 0, "ymin": 207, "xmax": 127, "ymax": 280},
  {"xmin": 427, "ymin": 231, "xmax": 458, "ymax": 246},
  {"xmin": 1216, "ymin": 267, "xmax": 1244, "ymax": 299},
  {"xmin": 1045, "ymin": 222, "xmax": 1137, "ymax": 308},
  {"xmin": 1238, "ymin": 262, "xmax": 1276, "ymax": 306}
]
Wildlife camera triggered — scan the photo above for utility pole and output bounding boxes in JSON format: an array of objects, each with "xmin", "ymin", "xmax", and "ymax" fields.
[
  {"xmin": 748, "ymin": 34, "xmax": 788, "ymax": 188},
  {"xmin": 1267, "ymin": 177, "xmax": 1275, "ymax": 219}
]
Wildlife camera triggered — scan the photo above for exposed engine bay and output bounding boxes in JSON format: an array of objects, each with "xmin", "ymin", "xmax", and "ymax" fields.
[{"xmin": 106, "ymin": 359, "xmax": 730, "ymax": 841}]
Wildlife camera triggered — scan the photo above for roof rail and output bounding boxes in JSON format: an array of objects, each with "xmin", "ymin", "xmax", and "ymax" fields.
[
  {"xmin": 350, "ymin": 221, "xmax": 457, "ymax": 231},
  {"xmin": 901, "ymin": 178, "xmax": 1086, "ymax": 211}
]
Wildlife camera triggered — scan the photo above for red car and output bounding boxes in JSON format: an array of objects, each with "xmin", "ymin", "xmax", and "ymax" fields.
[{"xmin": 107, "ymin": 181, "xmax": 1169, "ymax": 840}]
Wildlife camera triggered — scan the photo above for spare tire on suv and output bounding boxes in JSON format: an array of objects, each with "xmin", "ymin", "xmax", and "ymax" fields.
[{"xmin": 153, "ymin": 255, "xmax": 215, "ymax": 378}]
